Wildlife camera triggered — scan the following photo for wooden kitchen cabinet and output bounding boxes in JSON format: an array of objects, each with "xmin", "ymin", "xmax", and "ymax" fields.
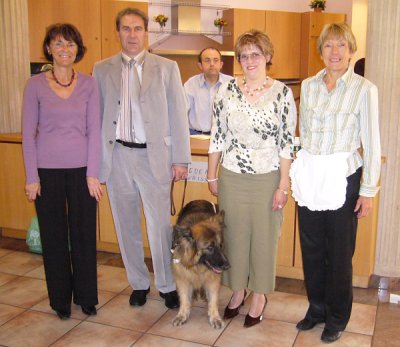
[
  {"xmin": 0, "ymin": 135, "xmax": 36, "ymax": 239},
  {"xmin": 28, "ymin": 0, "xmax": 102, "ymax": 75},
  {"xmin": 0, "ymin": 134, "xmax": 380, "ymax": 287},
  {"xmin": 264, "ymin": 11, "xmax": 301, "ymax": 79},
  {"xmin": 27, "ymin": 0, "xmax": 147, "ymax": 75},
  {"xmin": 221, "ymin": 9, "xmax": 266, "ymax": 76},
  {"xmin": 222, "ymin": 9, "xmax": 301, "ymax": 79},
  {"xmin": 300, "ymin": 11, "xmax": 346, "ymax": 79},
  {"xmin": 100, "ymin": 0, "xmax": 148, "ymax": 59}
]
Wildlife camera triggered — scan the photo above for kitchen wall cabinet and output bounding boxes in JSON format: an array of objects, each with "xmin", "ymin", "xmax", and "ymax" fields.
[
  {"xmin": 27, "ymin": 0, "xmax": 147, "ymax": 75},
  {"xmin": 265, "ymin": 11, "xmax": 301, "ymax": 79},
  {"xmin": 221, "ymin": 9, "xmax": 301, "ymax": 79},
  {"xmin": 28, "ymin": 0, "xmax": 102, "ymax": 75},
  {"xmin": 100, "ymin": 0, "xmax": 148, "ymax": 59},
  {"xmin": 221, "ymin": 9, "xmax": 265, "ymax": 76},
  {"xmin": 27, "ymin": 3, "xmax": 344, "ymax": 82},
  {"xmin": 300, "ymin": 11, "xmax": 347, "ymax": 79}
]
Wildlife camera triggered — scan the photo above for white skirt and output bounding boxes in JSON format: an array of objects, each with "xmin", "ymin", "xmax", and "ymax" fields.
[{"xmin": 289, "ymin": 149, "xmax": 351, "ymax": 211}]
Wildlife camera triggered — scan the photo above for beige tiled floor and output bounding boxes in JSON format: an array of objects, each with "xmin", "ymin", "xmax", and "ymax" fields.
[{"xmin": 0, "ymin": 243, "xmax": 395, "ymax": 347}]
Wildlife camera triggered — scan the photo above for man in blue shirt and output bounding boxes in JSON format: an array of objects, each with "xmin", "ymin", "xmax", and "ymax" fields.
[{"xmin": 184, "ymin": 47, "xmax": 232, "ymax": 135}]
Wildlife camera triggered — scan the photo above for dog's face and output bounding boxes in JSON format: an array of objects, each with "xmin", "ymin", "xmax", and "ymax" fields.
[{"xmin": 173, "ymin": 211, "xmax": 230, "ymax": 273}]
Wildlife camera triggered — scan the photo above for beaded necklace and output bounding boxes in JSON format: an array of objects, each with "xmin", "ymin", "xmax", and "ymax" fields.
[
  {"xmin": 51, "ymin": 69, "xmax": 75, "ymax": 88},
  {"xmin": 242, "ymin": 76, "xmax": 269, "ymax": 96}
]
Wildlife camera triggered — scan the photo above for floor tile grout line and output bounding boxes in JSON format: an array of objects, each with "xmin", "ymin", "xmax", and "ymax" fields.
[{"xmin": 0, "ymin": 305, "xmax": 28, "ymax": 329}]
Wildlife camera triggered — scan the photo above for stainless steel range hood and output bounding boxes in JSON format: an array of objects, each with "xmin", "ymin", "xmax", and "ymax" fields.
[{"xmin": 171, "ymin": 0, "xmax": 201, "ymax": 32}]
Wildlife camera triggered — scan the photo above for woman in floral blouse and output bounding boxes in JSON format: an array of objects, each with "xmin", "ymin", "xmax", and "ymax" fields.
[{"xmin": 207, "ymin": 29, "xmax": 296, "ymax": 328}]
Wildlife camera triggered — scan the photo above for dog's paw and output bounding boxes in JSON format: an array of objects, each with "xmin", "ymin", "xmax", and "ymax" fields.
[
  {"xmin": 210, "ymin": 317, "xmax": 224, "ymax": 329},
  {"xmin": 172, "ymin": 314, "xmax": 188, "ymax": 326}
]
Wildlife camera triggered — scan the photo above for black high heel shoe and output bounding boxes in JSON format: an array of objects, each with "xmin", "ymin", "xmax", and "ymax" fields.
[
  {"xmin": 244, "ymin": 294, "xmax": 267, "ymax": 328},
  {"xmin": 223, "ymin": 290, "xmax": 247, "ymax": 319}
]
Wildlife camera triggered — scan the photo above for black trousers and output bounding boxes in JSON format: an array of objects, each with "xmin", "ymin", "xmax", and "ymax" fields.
[
  {"xmin": 35, "ymin": 167, "xmax": 98, "ymax": 311},
  {"xmin": 298, "ymin": 167, "xmax": 362, "ymax": 331}
]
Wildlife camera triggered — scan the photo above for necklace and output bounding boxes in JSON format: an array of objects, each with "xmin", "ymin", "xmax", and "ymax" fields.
[
  {"xmin": 51, "ymin": 69, "xmax": 75, "ymax": 88},
  {"xmin": 242, "ymin": 76, "xmax": 269, "ymax": 96}
]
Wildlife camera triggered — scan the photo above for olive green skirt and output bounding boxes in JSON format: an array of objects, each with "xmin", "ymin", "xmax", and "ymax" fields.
[{"xmin": 218, "ymin": 166, "xmax": 282, "ymax": 294}]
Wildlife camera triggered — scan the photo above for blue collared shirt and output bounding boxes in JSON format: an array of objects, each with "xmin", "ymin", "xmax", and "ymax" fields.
[{"xmin": 184, "ymin": 72, "xmax": 232, "ymax": 132}]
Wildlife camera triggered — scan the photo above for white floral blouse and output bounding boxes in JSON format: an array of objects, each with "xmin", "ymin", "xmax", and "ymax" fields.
[{"xmin": 209, "ymin": 78, "xmax": 297, "ymax": 174}]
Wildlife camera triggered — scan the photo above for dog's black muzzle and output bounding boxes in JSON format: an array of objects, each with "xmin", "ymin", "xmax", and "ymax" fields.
[{"xmin": 200, "ymin": 247, "xmax": 230, "ymax": 274}]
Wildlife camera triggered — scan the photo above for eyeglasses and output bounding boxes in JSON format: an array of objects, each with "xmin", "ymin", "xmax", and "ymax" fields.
[{"xmin": 239, "ymin": 52, "xmax": 264, "ymax": 62}]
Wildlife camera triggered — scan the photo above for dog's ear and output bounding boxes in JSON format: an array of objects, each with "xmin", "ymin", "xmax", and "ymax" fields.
[
  {"xmin": 213, "ymin": 210, "xmax": 226, "ymax": 228},
  {"xmin": 172, "ymin": 225, "xmax": 193, "ymax": 248}
]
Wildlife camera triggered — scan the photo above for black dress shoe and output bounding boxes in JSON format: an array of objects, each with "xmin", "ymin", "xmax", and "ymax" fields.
[
  {"xmin": 223, "ymin": 290, "xmax": 247, "ymax": 319},
  {"xmin": 296, "ymin": 317, "xmax": 324, "ymax": 331},
  {"xmin": 243, "ymin": 295, "xmax": 267, "ymax": 328},
  {"xmin": 321, "ymin": 328, "xmax": 342, "ymax": 343},
  {"xmin": 55, "ymin": 309, "xmax": 71, "ymax": 320},
  {"xmin": 81, "ymin": 305, "xmax": 97, "ymax": 316},
  {"xmin": 159, "ymin": 290, "xmax": 179, "ymax": 309},
  {"xmin": 129, "ymin": 287, "xmax": 150, "ymax": 306}
]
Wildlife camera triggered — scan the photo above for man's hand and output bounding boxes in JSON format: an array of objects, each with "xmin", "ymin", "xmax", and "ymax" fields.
[{"xmin": 172, "ymin": 165, "xmax": 188, "ymax": 182}]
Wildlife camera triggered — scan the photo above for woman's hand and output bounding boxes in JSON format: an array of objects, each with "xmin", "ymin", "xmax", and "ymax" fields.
[
  {"xmin": 25, "ymin": 182, "xmax": 41, "ymax": 202},
  {"xmin": 87, "ymin": 176, "xmax": 103, "ymax": 202},
  {"xmin": 354, "ymin": 196, "xmax": 373, "ymax": 218},
  {"xmin": 272, "ymin": 188, "xmax": 288, "ymax": 211},
  {"xmin": 208, "ymin": 180, "xmax": 218, "ymax": 196}
]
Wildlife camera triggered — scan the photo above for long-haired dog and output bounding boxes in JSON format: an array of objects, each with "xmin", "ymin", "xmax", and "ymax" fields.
[{"xmin": 171, "ymin": 200, "xmax": 230, "ymax": 329}]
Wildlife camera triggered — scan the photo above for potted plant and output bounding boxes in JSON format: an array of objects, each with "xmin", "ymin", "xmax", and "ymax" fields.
[
  {"xmin": 154, "ymin": 14, "xmax": 168, "ymax": 31},
  {"xmin": 214, "ymin": 17, "xmax": 228, "ymax": 33},
  {"xmin": 309, "ymin": 0, "xmax": 326, "ymax": 12}
]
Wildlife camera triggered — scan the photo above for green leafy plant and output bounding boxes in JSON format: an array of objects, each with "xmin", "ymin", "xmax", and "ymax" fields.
[{"xmin": 309, "ymin": 0, "xmax": 326, "ymax": 10}]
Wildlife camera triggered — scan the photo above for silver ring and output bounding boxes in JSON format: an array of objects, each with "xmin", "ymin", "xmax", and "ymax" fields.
[{"xmin": 278, "ymin": 205, "xmax": 282, "ymax": 209}]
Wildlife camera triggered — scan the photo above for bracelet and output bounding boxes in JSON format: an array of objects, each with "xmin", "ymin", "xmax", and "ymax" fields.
[
  {"xmin": 277, "ymin": 188, "xmax": 288, "ymax": 195},
  {"xmin": 207, "ymin": 178, "xmax": 218, "ymax": 182}
]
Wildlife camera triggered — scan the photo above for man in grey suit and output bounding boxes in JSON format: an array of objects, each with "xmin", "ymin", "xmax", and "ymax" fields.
[{"xmin": 93, "ymin": 8, "xmax": 190, "ymax": 309}]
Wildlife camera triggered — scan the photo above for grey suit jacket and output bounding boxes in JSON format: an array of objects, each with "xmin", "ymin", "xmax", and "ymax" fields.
[{"xmin": 93, "ymin": 52, "xmax": 191, "ymax": 184}]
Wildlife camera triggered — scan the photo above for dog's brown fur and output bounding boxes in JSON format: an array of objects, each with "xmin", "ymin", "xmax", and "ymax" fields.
[{"xmin": 171, "ymin": 200, "xmax": 230, "ymax": 329}]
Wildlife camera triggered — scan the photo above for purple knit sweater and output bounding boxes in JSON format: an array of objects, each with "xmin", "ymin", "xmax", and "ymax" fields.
[{"xmin": 22, "ymin": 72, "xmax": 101, "ymax": 184}]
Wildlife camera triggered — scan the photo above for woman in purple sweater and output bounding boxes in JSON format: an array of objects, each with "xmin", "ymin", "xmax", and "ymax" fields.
[{"xmin": 22, "ymin": 23, "xmax": 102, "ymax": 320}]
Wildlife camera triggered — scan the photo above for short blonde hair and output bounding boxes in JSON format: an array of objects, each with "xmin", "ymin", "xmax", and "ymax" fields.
[
  {"xmin": 235, "ymin": 30, "xmax": 274, "ymax": 68},
  {"xmin": 317, "ymin": 22, "xmax": 357, "ymax": 55}
]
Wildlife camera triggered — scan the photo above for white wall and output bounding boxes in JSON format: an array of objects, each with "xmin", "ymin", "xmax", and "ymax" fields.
[{"xmin": 351, "ymin": 0, "xmax": 368, "ymax": 62}]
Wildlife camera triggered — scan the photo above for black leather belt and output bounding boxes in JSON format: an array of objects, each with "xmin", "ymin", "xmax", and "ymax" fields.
[
  {"xmin": 116, "ymin": 139, "xmax": 147, "ymax": 148},
  {"xmin": 190, "ymin": 129, "xmax": 211, "ymax": 135}
]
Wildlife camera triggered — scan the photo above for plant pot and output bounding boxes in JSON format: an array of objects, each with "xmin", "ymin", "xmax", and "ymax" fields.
[{"xmin": 314, "ymin": 8, "xmax": 323, "ymax": 12}]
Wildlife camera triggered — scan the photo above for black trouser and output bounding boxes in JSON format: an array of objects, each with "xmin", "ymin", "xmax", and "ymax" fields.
[
  {"xmin": 298, "ymin": 167, "xmax": 362, "ymax": 331},
  {"xmin": 35, "ymin": 167, "xmax": 98, "ymax": 311}
]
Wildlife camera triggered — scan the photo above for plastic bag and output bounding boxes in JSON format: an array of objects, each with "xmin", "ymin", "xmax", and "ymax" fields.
[{"xmin": 26, "ymin": 216, "xmax": 42, "ymax": 254}]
